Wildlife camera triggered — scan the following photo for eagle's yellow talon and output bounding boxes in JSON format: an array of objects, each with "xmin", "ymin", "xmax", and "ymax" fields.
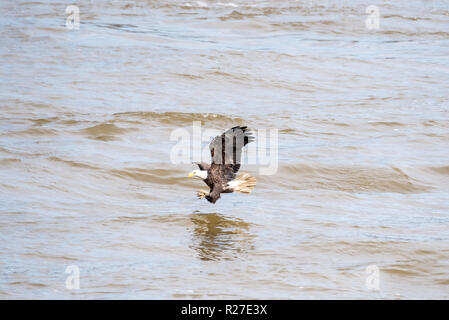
[{"xmin": 197, "ymin": 190, "xmax": 208, "ymax": 199}]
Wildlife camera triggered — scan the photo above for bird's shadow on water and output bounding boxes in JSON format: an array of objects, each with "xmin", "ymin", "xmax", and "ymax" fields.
[{"xmin": 188, "ymin": 211, "xmax": 255, "ymax": 262}]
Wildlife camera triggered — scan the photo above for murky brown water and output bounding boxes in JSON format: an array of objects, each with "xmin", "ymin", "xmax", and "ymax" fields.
[{"xmin": 1, "ymin": 0, "xmax": 449, "ymax": 299}]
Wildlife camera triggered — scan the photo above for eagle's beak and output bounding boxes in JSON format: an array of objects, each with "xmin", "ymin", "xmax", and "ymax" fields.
[{"xmin": 188, "ymin": 172, "xmax": 194, "ymax": 178}]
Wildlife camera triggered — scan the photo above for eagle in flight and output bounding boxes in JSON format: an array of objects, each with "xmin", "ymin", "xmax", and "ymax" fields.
[{"xmin": 188, "ymin": 126, "xmax": 256, "ymax": 203}]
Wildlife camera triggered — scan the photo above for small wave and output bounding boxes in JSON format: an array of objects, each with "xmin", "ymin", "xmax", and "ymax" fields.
[
  {"xmin": 48, "ymin": 156, "xmax": 99, "ymax": 170},
  {"xmin": 110, "ymin": 167, "xmax": 194, "ymax": 187},
  {"xmin": 259, "ymin": 163, "xmax": 428, "ymax": 194},
  {"xmin": 81, "ymin": 123, "xmax": 136, "ymax": 141},
  {"xmin": 219, "ymin": 10, "xmax": 258, "ymax": 21},
  {"xmin": 82, "ymin": 123, "xmax": 128, "ymax": 135},
  {"xmin": 422, "ymin": 120, "xmax": 449, "ymax": 127},
  {"xmin": 173, "ymin": 73, "xmax": 203, "ymax": 80},
  {"xmin": 22, "ymin": 251, "xmax": 79, "ymax": 262},
  {"xmin": 113, "ymin": 111, "xmax": 245, "ymax": 126},
  {"xmin": 435, "ymin": 278, "xmax": 449, "ymax": 285},
  {"xmin": 426, "ymin": 166, "xmax": 449, "ymax": 176},
  {"xmin": 369, "ymin": 121, "xmax": 407, "ymax": 127},
  {"xmin": 382, "ymin": 265, "xmax": 425, "ymax": 276},
  {"xmin": 384, "ymin": 14, "xmax": 432, "ymax": 21},
  {"xmin": 94, "ymin": 23, "xmax": 140, "ymax": 33},
  {"xmin": 31, "ymin": 117, "xmax": 58, "ymax": 126},
  {"xmin": 9, "ymin": 281, "xmax": 48, "ymax": 288},
  {"xmin": 0, "ymin": 158, "xmax": 21, "ymax": 166},
  {"xmin": 7, "ymin": 128, "xmax": 58, "ymax": 137},
  {"xmin": 270, "ymin": 22, "xmax": 308, "ymax": 30},
  {"xmin": 380, "ymin": 30, "xmax": 449, "ymax": 38}
]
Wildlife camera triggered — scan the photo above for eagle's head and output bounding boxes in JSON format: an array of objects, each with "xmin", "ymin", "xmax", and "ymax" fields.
[{"xmin": 188, "ymin": 170, "xmax": 208, "ymax": 180}]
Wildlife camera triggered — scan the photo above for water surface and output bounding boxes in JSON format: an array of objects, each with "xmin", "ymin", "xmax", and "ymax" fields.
[{"xmin": 1, "ymin": 0, "xmax": 449, "ymax": 299}]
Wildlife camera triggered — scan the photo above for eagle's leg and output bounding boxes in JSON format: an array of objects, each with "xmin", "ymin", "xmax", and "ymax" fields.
[
  {"xmin": 205, "ymin": 188, "xmax": 221, "ymax": 204},
  {"xmin": 196, "ymin": 189, "xmax": 209, "ymax": 199}
]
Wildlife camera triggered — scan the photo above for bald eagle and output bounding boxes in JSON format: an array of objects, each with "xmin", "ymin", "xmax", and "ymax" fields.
[{"xmin": 188, "ymin": 126, "xmax": 256, "ymax": 203}]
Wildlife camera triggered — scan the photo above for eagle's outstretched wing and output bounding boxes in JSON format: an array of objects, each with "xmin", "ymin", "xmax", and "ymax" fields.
[
  {"xmin": 209, "ymin": 126, "xmax": 254, "ymax": 180},
  {"xmin": 193, "ymin": 162, "xmax": 210, "ymax": 171}
]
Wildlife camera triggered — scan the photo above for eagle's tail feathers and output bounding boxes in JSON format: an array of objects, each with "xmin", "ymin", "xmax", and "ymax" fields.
[{"xmin": 229, "ymin": 173, "xmax": 256, "ymax": 194}]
